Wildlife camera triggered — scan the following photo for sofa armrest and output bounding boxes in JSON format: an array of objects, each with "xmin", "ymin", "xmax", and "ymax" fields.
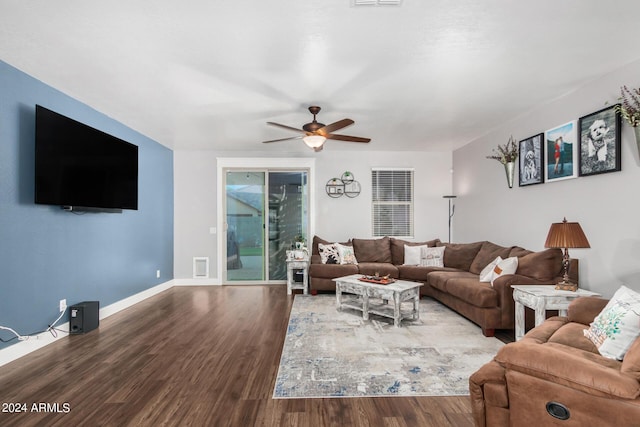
[
  {"xmin": 469, "ymin": 361, "xmax": 508, "ymax": 427},
  {"xmin": 495, "ymin": 342, "xmax": 640, "ymax": 400},
  {"xmin": 567, "ymin": 296, "xmax": 609, "ymax": 325}
]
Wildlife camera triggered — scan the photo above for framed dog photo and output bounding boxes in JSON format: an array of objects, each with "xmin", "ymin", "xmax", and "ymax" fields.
[
  {"xmin": 578, "ymin": 105, "xmax": 621, "ymax": 177},
  {"xmin": 545, "ymin": 120, "xmax": 578, "ymax": 182},
  {"xmin": 518, "ymin": 133, "xmax": 544, "ymax": 186}
]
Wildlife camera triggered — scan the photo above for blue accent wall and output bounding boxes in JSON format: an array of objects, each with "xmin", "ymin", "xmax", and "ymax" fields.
[{"xmin": 0, "ymin": 60, "xmax": 174, "ymax": 349}]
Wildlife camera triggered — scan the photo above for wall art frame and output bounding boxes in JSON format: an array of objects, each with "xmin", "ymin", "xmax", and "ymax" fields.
[
  {"xmin": 578, "ymin": 104, "xmax": 621, "ymax": 177},
  {"xmin": 518, "ymin": 133, "xmax": 544, "ymax": 186},
  {"xmin": 544, "ymin": 120, "xmax": 578, "ymax": 182}
]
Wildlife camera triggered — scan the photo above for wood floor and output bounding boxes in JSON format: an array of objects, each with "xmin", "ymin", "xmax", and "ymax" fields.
[{"xmin": 0, "ymin": 285, "xmax": 480, "ymax": 427}]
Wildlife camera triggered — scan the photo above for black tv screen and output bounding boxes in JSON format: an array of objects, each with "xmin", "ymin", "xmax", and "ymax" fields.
[{"xmin": 35, "ymin": 105, "xmax": 138, "ymax": 210}]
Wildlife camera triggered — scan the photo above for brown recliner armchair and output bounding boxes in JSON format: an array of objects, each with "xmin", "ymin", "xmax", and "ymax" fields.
[{"xmin": 469, "ymin": 296, "xmax": 640, "ymax": 426}]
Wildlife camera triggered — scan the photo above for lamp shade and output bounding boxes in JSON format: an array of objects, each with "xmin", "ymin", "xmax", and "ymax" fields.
[
  {"xmin": 544, "ymin": 218, "xmax": 590, "ymax": 249},
  {"xmin": 303, "ymin": 135, "xmax": 326, "ymax": 149}
]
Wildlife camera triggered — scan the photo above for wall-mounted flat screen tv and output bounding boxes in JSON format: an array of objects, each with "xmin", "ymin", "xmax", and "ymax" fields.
[{"xmin": 35, "ymin": 105, "xmax": 138, "ymax": 210}]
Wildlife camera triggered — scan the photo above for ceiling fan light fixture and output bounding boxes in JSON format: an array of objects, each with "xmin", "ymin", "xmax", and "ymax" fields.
[{"xmin": 303, "ymin": 134, "xmax": 326, "ymax": 149}]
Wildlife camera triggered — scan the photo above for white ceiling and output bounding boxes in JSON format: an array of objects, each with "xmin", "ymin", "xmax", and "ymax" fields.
[{"xmin": 2, "ymin": 1, "xmax": 640, "ymax": 153}]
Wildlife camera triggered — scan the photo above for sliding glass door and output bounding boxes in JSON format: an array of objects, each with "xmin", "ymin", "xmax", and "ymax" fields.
[{"xmin": 225, "ymin": 169, "xmax": 308, "ymax": 283}]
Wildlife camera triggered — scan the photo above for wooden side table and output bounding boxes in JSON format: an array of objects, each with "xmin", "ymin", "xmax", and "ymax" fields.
[
  {"xmin": 511, "ymin": 285, "xmax": 601, "ymax": 341},
  {"xmin": 286, "ymin": 257, "xmax": 309, "ymax": 295}
]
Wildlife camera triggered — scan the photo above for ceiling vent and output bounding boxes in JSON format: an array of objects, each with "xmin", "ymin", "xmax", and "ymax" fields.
[{"xmin": 353, "ymin": 0, "xmax": 402, "ymax": 6}]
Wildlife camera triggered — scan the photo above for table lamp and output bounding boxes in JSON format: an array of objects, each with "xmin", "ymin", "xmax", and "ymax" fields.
[{"xmin": 544, "ymin": 217, "xmax": 590, "ymax": 291}]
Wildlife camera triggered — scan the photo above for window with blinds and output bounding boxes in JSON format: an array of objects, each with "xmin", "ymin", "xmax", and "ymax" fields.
[{"xmin": 371, "ymin": 168, "xmax": 414, "ymax": 238}]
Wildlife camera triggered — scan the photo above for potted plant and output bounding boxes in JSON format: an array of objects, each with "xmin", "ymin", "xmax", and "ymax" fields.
[
  {"xmin": 294, "ymin": 234, "xmax": 306, "ymax": 250},
  {"xmin": 486, "ymin": 135, "xmax": 518, "ymax": 188}
]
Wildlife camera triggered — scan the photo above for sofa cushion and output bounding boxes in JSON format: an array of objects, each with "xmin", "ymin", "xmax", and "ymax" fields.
[
  {"xmin": 515, "ymin": 248, "xmax": 562, "ymax": 280},
  {"xmin": 584, "ymin": 285, "xmax": 640, "ymax": 360},
  {"xmin": 390, "ymin": 237, "xmax": 440, "ymax": 265},
  {"xmin": 622, "ymin": 337, "xmax": 640, "ymax": 380},
  {"xmin": 446, "ymin": 279, "xmax": 498, "ymax": 308},
  {"xmin": 356, "ymin": 262, "xmax": 399, "ymax": 278},
  {"xmin": 427, "ymin": 270, "xmax": 476, "ymax": 293},
  {"xmin": 509, "ymin": 246, "xmax": 532, "ymax": 258},
  {"xmin": 547, "ymin": 322, "xmax": 600, "ymax": 353},
  {"xmin": 352, "ymin": 237, "xmax": 392, "ymax": 263},
  {"xmin": 309, "ymin": 263, "xmax": 359, "ymax": 279},
  {"xmin": 438, "ymin": 241, "xmax": 484, "ymax": 271},
  {"xmin": 469, "ymin": 241, "xmax": 513, "ymax": 274},
  {"xmin": 397, "ymin": 265, "xmax": 454, "ymax": 281}
]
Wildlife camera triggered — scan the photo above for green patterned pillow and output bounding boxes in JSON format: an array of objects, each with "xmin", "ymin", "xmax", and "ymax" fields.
[
  {"xmin": 584, "ymin": 285, "xmax": 640, "ymax": 360},
  {"xmin": 336, "ymin": 243, "xmax": 358, "ymax": 265}
]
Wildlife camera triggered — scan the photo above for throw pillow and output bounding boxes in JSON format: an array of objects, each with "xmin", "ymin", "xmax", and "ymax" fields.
[
  {"xmin": 584, "ymin": 285, "xmax": 640, "ymax": 360},
  {"xmin": 490, "ymin": 256, "xmax": 518, "ymax": 285},
  {"xmin": 420, "ymin": 246, "xmax": 445, "ymax": 267},
  {"xmin": 403, "ymin": 244, "xmax": 428, "ymax": 265},
  {"xmin": 336, "ymin": 243, "xmax": 358, "ymax": 265},
  {"xmin": 318, "ymin": 243, "xmax": 339, "ymax": 264},
  {"xmin": 479, "ymin": 256, "xmax": 502, "ymax": 282}
]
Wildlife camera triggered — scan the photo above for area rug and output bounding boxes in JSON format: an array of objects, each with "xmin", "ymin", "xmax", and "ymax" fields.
[{"xmin": 273, "ymin": 294, "xmax": 504, "ymax": 398}]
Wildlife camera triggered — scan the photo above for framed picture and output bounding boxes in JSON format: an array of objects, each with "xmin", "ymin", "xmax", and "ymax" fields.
[
  {"xmin": 578, "ymin": 105, "xmax": 621, "ymax": 176},
  {"xmin": 545, "ymin": 120, "xmax": 578, "ymax": 182},
  {"xmin": 518, "ymin": 133, "xmax": 544, "ymax": 186}
]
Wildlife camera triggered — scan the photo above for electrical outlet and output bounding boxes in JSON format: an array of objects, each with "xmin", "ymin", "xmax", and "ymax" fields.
[
  {"xmin": 156, "ymin": 270, "xmax": 161, "ymax": 278},
  {"xmin": 59, "ymin": 299, "xmax": 67, "ymax": 313}
]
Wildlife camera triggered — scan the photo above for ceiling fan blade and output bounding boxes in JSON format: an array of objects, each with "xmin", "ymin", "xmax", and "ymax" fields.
[
  {"xmin": 317, "ymin": 118, "xmax": 354, "ymax": 135},
  {"xmin": 326, "ymin": 133, "xmax": 371, "ymax": 143},
  {"xmin": 262, "ymin": 136, "xmax": 303, "ymax": 143},
  {"xmin": 267, "ymin": 122, "xmax": 307, "ymax": 134}
]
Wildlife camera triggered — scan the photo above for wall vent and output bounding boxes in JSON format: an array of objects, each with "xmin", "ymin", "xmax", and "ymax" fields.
[{"xmin": 193, "ymin": 257, "xmax": 210, "ymax": 279}]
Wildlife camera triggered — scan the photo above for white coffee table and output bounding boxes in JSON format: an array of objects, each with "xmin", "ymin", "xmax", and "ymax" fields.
[
  {"xmin": 511, "ymin": 285, "xmax": 601, "ymax": 341},
  {"xmin": 333, "ymin": 274, "xmax": 423, "ymax": 327}
]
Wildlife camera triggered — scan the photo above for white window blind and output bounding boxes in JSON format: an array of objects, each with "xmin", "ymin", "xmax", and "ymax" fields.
[{"xmin": 371, "ymin": 168, "xmax": 414, "ymax": 238}]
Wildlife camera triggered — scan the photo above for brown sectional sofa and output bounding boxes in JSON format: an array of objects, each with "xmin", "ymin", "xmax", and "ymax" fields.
[
  {"xmin": 469, "ymin": 297, "xmax": 640, "ymax": 426},
  {"xmin": 309, "ymin": 236, "xmax": 574, "ymax": 337}
]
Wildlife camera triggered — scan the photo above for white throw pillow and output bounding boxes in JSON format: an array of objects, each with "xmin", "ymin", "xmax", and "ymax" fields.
[
  {"xmin": 336, "ymin": 243, "xmax": 358, "ymax": 265},
  {"xmin": 420, "ymin": 246, "xmax": 445, "ymax": 267},
  {"xmin": 490, "ymin": 257, "xmax": 518, "ymax": 285},
  {"xmin": 318, "ymin": 243, "xmax": 339, "ymax": 264},
  {"xmin": 403, "ymin": 244, "xmax": 428, "ymax": 265},
  {"xmin": 479, "ymin": 256, "xmax": 502, "ymax": 283},
  {"xmin": 584, "ymin": 285, "xmax": 640, "ymax": 360}
]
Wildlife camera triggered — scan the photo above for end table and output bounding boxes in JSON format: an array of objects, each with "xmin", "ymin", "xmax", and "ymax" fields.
[
  {"xmin": 286, "ymin": 254, "xmax": 309, "ymax": 295},
  {"xmin": 511, "ymin": 285, "xmax": 601, "ymax": 341}
]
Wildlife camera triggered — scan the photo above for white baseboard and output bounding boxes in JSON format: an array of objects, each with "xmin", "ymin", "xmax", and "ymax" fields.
[
  {"xmin": 0, "ymin": 280, "xmax": 175, "ymax": 368},
  {"xmin": 173, "ymin": 278, "xmax": 221, "ymax": 286}
]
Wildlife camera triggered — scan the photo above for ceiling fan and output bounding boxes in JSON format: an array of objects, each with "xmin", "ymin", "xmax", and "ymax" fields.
[{"xmin": 263, "ymin": 106, "xmax": 371, "ymax": 152}]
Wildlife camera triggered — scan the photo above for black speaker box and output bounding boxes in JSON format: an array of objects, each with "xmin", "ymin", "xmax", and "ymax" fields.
[{"xmin": 69, "ymin": 301, "xmax": 100, "ymax": 334}]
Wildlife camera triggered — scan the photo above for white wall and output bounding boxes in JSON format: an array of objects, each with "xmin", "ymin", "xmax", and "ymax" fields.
[
  {"xmin": 452, "ymin": 59, "xmax": 640, "ymax": 298},
  {"xmin": 174, "ymin": 149, "xmax": 453, "ymax": 281},
  {"xmin": 174, "ymin": 151, "xmax": 219, "ymax": 280}
]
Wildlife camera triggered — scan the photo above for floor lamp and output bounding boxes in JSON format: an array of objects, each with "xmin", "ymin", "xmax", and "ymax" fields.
[{"xmin": 443, "ymin": 195, "xmax": 457, "ymax": 243}]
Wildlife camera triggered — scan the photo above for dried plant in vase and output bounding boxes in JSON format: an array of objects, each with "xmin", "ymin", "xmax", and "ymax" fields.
[
  {"xmin": 486, "ymin": 136, "xmax": 518, "ymax": 188},
  {"xmin": 614, "ymin": 85, "xmax": 640, "ymax": 127},
  {"xmin": 486, "ymin": 135, "xmax": 518, "ymax": 164}
]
